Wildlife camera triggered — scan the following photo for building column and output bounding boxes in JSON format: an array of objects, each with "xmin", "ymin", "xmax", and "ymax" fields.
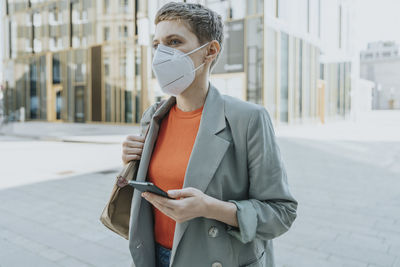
[{"xmin": 137, "ymin": 0, "xmax": 152, "ymax": 117}]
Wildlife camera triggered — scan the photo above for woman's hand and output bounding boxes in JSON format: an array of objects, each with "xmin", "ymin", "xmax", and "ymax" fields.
[
  {"xmin": 121, "ymin": 134, "xmax": 145, "ymax": 165},
  {"xmin": 141, "ymin": 187, "xmax": 211, "ymax": 223}
]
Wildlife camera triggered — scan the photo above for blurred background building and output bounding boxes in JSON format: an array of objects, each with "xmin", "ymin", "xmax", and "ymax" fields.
[
  {"xmin": 1, "ymin": 0, "xmax": 358, "ymax": 126},
  {"xmin": 360, "ymin": 41, "xmax": 400, "ymax": 110}
]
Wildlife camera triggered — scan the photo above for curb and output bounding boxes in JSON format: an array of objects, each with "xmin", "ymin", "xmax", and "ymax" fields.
[{"xmin": 0, "ymin": 132, "xmax": 121, "ymax": 145}]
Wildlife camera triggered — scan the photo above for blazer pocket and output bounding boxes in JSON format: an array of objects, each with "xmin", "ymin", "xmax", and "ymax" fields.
[{"xmin": 239, "ymin": 250, "xmax": 265, "ymax": 267}]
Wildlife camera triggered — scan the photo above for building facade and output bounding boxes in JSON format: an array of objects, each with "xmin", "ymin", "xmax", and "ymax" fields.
[
  {"xmin": 1, "ymin": 0, "xmax": 357, "ymax": 125},
  {"xmin": 360, "ymin": 41, "xmax": 400, "ymax": 110}
]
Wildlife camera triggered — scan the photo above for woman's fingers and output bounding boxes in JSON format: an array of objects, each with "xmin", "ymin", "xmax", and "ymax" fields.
[
  {"xmin": 122, "ymin": 154, "xmax": 141, "ymax": 165},
  {"xmin": 122, "ymin": 140, "xmax": 144, "ymax": 149},
  {"xmin": 126, "ymin": 134, "xmax": 145, "ymax": 142},
  {"xmin": 122, "ymin": 146, "xmax": 143, "ymax": 155},
  {"xmin": 122, "ymin": 135, "xmax": 146, "ymax": 164}
]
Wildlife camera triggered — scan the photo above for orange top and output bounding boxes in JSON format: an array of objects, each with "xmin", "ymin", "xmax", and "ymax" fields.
[{"xmin": 147, "ymin": 102, "xmax": 204, "ymax": 249}]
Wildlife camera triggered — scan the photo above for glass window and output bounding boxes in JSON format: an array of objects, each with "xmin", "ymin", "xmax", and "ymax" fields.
[
  {"xmin": 74, "ymin": 86, "xmax": 85, "ymax": 122},
  {"xmin": 56, "ymin": 90, "xmax": 62, "ymax": 120},
  {"xmin": 303, "ymin": 42, "xmax": 310, "ymax": 118},
  {"xmin": 230, "ymin": 0, "xmax": 245, "ymax": 19},
  {"xmin": 104, "ymin": 0, "xmax": 110, "ymax": 14},
  {"xmin": 213, "ymin": 20, "xmax": 245, "ymax": 74},
  {"xmin": 246, "ymin": 0, "xmax": 264, "ymax": 16},
  {"xmin": 206, "ymin": 0, "xmax": 228, "ymax": 21},
  {"xmin": 115, "ymin": 87, "xmax": 120, "ymax": 122},
  {"xmin": 39, "ymin": 56, "xmax": 47, "ymax": 120},
  {"xmin": 345, "ymin": 62, "xmax": 351, "ymax": 115},
  {"xmin": 135, "ymin": 91, "xmax": 140, "ymax": 123},
  {"xmin": 49, "ymin": 6, "xmax": 59, "ymax": 25},
  {"xmin": 265, "ymin": 0, "xmax": 277, "ymax": 18},
  {"xmin": 119, "ymin": 25, "xmax": 128, "ymax": 38},
  {"xmin": 126, "ymin": 43, "xmax": 135, "ymax": 91},
  {"xmin": 29, "ymin": 61, "xmax": 38, "ymax": 119},
  {"xmin": 53, "ymin": 54, "xmax": 61, "ymax": 84},
  {"xmin": 210, "ymin": 74, "xmax": 245, "ymax": 100},
  {"xmin": 125, "ymin": 90, "xmax": 133, "ymax": 123},
  {"xmin": 319, "ymin": 63, "xmax": 324, "ymax": 80},
  {"xmin": 75, "ymin": 63, "xmax": 85, "ymax": 82},
  {"xmin": 104, "ymin": 27, "xmax": 110, "ymax": 41},
  {"xmin": 120, "ymin": 0, "xmax": 129, "ymax": 13},
  {"xmin": 277, "ymin": 0, "xmax": 281, "ymax": 18},
  {"xmin": 265, "ymin": 27, "xmax": 277, "ymax": 118},
  {"xmin": 280, "ymin": 32, "xmax": 289, "ymax": 122},
  {"xmin": 74, "ymin": 49, "xmax": 86, "ymax": 82},
  {"xmin": 72, "ymin": 36, "xmax": 80, "ymax": 48},
  {"xmin": 318, "ymin": 0, "xmax": 321, "ymax": 37},
  {"xmin": 120, "ymin": 58, "xmax": 126, "ymax": 78},
  {"xmin": 246, "ymin": 17, "xmax": 263, "ymax": 105},
  {"xmin": 298, "ymin": 40, "xmax": 303, "ymax": 117},
  {"xmin": 33, "ymin": 12, "xmax": 41, "ymax": 27},
  {"xmin": 135, "ymin": 42, "xmax": 141, "ymax": 123},
  {"xmin": 338, "ymin": 5, "xmax": 342, "ymax": 49},
  {"xmin": 67, "ymin": 51, "xmax": 74, "ymax": 121},
  {"xmin": 106, "ymin": 83, "xmax": 111, "ymax": 122},
  {"xmin": 104, "ymin": 57, "xmax": 110, "ymax": 76},
  {"xmin": 337, "ymin": 63, "xmax": 341, "ymax": 114},
  {"xmin": 340, "ymin": 62, "xmax": 345, "ymax": 116},
  {"xmin": 124, "ymin": 26, "xmax": 128, "ymax": 37}
]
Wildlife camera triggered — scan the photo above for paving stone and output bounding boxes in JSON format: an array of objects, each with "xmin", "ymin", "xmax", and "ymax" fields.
[
  {"xmin": 56, "ymin": 257, "xmax": 92, "ymax": 267},
  {"xmin": 38, "ymin": 247, "xmax": 68, "ymax": 261},
  {"xmin": 1, "ymin": 248, "xmax": 63, "ymax": 267},
  {"xmin": 2, "ymin": 134, "xmax": 400, "ymax": 267}
]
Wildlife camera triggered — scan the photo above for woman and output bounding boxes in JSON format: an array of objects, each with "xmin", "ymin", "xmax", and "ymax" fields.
[{"xmin": 122, "ymin": 2, "xmax": 297, "ymax": 267}]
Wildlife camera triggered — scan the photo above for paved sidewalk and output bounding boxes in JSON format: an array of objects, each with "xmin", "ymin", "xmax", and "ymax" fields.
[
  {"xmin": 0, "ymin": 167, "xmax": 132, "ymax": 267},
  {"xmin": 275, "ymin": 110, "xmax": 400, "ymax": 142},
  {"xmin": 274, "ymin": 137, "xmax": 400, "ymax": 267},
  {"xmin": 1, "ymin": 137, "xmax": 399, "ymax": 267},
  {"xmin": 1, "ymin": 110, "xmax": 399, "ymax": 266},
  {"xmin": 0, "ymin": 121, "xmax": 141, "ymax": 144}
]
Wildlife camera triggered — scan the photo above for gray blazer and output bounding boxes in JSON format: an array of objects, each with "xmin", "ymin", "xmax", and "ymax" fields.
[{"xmin": 129, "ymin": 83, "xmax": 298, "ymax": 267}]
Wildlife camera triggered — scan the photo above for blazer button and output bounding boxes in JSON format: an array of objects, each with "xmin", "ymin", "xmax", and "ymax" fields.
[
  {"xmin": 211, "ymin": 261, "xmax": 222, "ymax": 267},
  {"xmin": 208, "ymin": 226, "xmax": 219, "ymax": 238}
]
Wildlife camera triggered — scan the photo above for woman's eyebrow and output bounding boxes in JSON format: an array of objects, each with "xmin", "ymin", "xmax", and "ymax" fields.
[
  {"xmin": 164, "ymin": 34, "xmax": 185, "ymax": 40},
  {"xmin": 153, "ymin": 34, "xmax": 185, "ymax": 42}
]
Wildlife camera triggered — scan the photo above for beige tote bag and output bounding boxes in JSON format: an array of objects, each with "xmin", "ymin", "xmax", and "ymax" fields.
[{"xmin": 99, "ymin": 99, "xmax": 166, "ymax": 239}]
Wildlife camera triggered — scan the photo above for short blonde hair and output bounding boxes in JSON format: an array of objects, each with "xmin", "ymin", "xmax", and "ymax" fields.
[{"xmin": 154, "ymin": 2, "xmax": 224, "ymax": 71}]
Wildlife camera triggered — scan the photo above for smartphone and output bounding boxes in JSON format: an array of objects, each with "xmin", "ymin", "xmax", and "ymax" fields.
[{"xmin": 128, "ymin": 181, "xmax": 174, "ymax": 199}]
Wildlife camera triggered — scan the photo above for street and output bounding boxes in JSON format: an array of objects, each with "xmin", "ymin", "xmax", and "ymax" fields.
[{"xmin": 0, "ymin": 111, "xmax": 399, "ymax": 267}]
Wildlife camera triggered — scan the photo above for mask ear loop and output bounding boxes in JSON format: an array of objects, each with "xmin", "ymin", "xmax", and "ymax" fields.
[
  {"xmin": 185, "ymin": 42, "xmax": 210, "ymax": 73},
  {"xmin": 181, "ymin": 42, "xmax": 210, "ymax": 57},
  {"xmin": 193, "ymin": 62, "xmax": 206, "ymax": 72}
]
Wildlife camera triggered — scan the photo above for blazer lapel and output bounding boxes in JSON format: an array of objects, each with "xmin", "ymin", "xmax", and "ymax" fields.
[
  {"xmin": 130, "ymin": 94, "xmax": 177, "ymax": 231},
  {"xmin": 169, "ymin": 84, "xmax": 231, "ymax": 266}
]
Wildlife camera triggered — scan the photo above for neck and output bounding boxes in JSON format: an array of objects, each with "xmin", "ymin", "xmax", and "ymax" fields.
[{"xmin": 175, "ymin": 72, "xmax": 209, "ymax": 112}]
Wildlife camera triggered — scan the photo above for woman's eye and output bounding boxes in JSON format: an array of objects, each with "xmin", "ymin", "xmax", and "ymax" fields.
[
  {"xmin": 152, "ymin": 43, "xmax": 159, "ymax": 50},
  {"xmin": 170, "ymin": 39, "xmax": 181, "ymax": 45}
]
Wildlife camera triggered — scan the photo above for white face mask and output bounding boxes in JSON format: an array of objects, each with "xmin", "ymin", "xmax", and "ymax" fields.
[{"xmin": 151, "ymin": 42, "xmax": 209, "ymax": 96}]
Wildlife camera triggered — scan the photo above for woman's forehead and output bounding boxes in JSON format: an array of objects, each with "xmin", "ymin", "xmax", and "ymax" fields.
[{"xmin": 154, "ymin": 20, "xmax": 194, "ymax": 41}]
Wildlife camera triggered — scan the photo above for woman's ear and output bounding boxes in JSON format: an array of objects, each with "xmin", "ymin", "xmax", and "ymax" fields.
[{"xmin": 204, "ymin": 40, "xmax": 220, "ymax": 64}]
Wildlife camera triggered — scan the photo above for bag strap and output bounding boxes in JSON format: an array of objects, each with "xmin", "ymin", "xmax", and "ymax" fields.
[
  {"xmin": 140, "ymin": 98, "xmax": 167, "ymax": 136},
  {"xmin": 116, "ymin": 99, "xmax": 168, "ymax": 187}
]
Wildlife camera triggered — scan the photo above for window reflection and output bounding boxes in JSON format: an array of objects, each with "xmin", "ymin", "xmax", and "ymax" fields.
[
  {"xmin": 29, "ymin": 61, "xmax": 38, "ymax": 119},
  {"xmin": 280, "ymin": 32, "xmax": 289, "ymax": 122},
  {"xmin": 53, "ymin": 54, "xmax": 61, "ymax": 84},
  {"xmin": 246, "ymin": 17, "xmax": 263, "ymax": 105},
  {"xmin": 265, "ymin": 27, "xmax": 277, "ymax": 119}
]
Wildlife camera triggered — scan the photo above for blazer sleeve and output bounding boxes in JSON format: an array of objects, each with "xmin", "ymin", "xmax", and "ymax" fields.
[{"xmin": 226, "ymin": 107, "xmax": 298, "ymax": 244}]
